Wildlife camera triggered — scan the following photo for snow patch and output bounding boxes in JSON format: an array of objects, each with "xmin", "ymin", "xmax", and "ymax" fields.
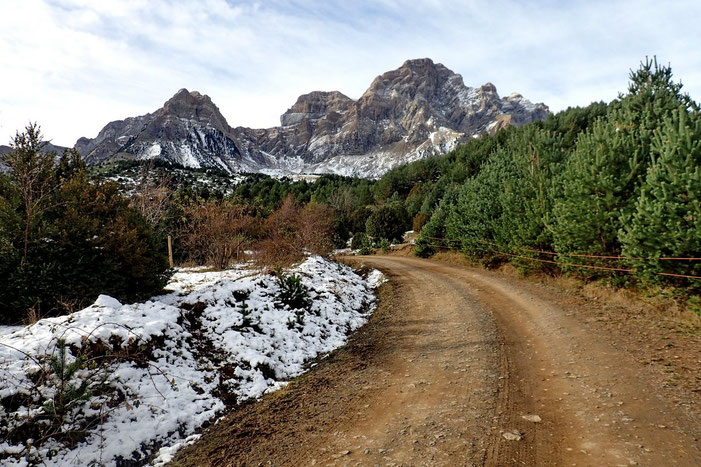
[
  {"xmin": 366, "ymin": 269, "xmax": 387, "ymax": 288},
  {"xmin": 144, "ymin": 143, "xmax": 161, "ymax": 159},
  {"xmin": 94, "ymin": 294, "xmax": 122, "ymax": 309},
  {"xmin": 0, "ymin": 257, "xmax": 381, "ymax": 466}
]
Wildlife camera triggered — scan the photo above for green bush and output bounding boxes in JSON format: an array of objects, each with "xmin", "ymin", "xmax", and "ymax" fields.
[
  {"xmin": 275, "ymin": 273, "xmax": 312, "ymax": 315},
  {"xmin": 0, "ymin": 125, "xmax": 172, "ymax": 324},
  {"xmin": 377, "ymin": 238, "xmax": 391, "ymax": 252},
  {"xmin": 414, "ymin": 188, "xmax": 458, "ymax": 258},
  {"xmin": 350, "ymin": 232, "xmax": 369, "ymax": 250},
  {"xmin": 358, "ymin": 245, "xmax": 374, "ymax": 256},
  {"xmin": 365, "ymin": 202, "xmax": 410, "ymax": 244}
]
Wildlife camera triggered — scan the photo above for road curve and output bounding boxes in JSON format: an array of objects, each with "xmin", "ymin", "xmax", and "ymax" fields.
[{"xmin": 173, "ymin": 256, "xmax": 701, "ymax": 466}]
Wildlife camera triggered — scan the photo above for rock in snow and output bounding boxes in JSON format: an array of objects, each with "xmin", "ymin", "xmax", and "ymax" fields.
[
  {"xmin": 0, "ymin": 256, "xmax": 383, "ymax": 466},
  {"xmin": 75, "ymin": 58, "xmax": 548, "ymax": 178}
]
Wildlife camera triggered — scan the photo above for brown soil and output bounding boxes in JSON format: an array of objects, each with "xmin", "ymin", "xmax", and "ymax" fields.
[{"xmin": 172, "ymin": 256, "xmax": 701, "ymax": 466}]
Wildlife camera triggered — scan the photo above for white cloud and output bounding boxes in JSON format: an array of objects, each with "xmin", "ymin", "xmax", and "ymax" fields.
[{"xmin": 0, "ymin": 0, "xmax": 699, "ymax": 146}]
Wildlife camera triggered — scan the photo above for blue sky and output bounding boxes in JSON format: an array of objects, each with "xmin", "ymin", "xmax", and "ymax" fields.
[{"xmin": 1, "ymin": 0, "xmax": 700, "ymax": 147}]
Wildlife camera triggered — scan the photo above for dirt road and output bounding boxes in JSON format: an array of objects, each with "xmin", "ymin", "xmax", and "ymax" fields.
[{"xmin": 173, "ymin": 256, "xmax": 701, "ymax": 466}]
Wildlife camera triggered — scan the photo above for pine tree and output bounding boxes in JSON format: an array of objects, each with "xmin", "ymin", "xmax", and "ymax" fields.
[
  {"xmin": 551, "ymin": 58, "xmax": 693, "ymax": 262},
  {"xmin": 414, "ymin": 188, "xmax": 458, "ymax": 257},
  {"xmin": 1, "ymin": 124, "xmax": 58, "ymax": 263},
  {"xmin": 444, "ymin": 155, "xmax": 506, "ymax": 257},
  {"xmin": 550, "ymin": 116, "xmax": 641, "ymax": 257},
  {"xmin": 365, "ymin": 201, "xmax": 410, "ymax": 243},
  {"xmin": 496, "ymin": 126, "xmax": 564, "ymax": 256},
  {"xmin": 620, "ymin": 108, "xmax": 701, "ymax": 286}
]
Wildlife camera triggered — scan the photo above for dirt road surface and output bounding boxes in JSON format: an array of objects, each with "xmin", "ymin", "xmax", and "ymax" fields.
[{"xmin": 173, "ymin": 256, "xmax": 701, "ymax": 466}]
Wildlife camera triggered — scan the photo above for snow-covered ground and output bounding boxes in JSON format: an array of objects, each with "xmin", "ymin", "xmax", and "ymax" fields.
[{"xmin": 0, "ymin": 256, "xmax": 383, "ymax": 466}]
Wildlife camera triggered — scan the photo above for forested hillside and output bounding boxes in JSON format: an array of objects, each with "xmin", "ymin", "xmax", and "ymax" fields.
[
  {"xmin": 413, "ymin": 58, "xmax": 700, "ymax": 292},
  {"xmin": 157, "ymin": 57, "xmax": 699, "ymax": 295},
  {"xmin": 2, "ymin": 58, "xmax": 698, "ymax": 325}
]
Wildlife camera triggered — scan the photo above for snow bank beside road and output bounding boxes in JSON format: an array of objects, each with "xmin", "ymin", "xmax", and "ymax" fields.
[{"xmin": 0, "ymin": 256, "xmax": 383, "ymax": 466}]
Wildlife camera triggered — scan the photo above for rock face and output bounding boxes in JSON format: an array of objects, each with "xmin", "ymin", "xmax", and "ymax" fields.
[
  {"xmin": 75, "ymin": 58, "xmax": 549, "ymax": 178},
  {"xmin": 75, "ymin": 89, "xmax": 255, "ymax": 172}
]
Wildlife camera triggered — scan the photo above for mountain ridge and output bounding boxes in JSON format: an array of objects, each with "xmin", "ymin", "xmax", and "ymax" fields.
[{"xmin": 74, "ymin": 58, "xmax": 549, "ymax": 178}]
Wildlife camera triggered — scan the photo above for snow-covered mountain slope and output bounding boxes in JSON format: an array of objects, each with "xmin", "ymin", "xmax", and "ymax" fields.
[
  {"xmin": 0, "ymin": 256, "xmax": 383, "ymax": 466},
  {"xmin": 75, "ymin": 58, "xmax": 549, "ymax": 178},
  {"xmin": 74, "ymin": 90, "xmax": 260, "ymax": 173}
]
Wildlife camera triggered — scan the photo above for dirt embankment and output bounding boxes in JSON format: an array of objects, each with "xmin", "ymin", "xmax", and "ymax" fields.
[{"xmin": 172, "ymin": 256, "xmax": 701, "ymax": 466}]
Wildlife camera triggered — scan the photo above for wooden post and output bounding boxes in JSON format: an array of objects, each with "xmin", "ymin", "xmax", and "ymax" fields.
[{"xmin": 167, "ymin": 235, "xmax": 174, "ymax": 268}]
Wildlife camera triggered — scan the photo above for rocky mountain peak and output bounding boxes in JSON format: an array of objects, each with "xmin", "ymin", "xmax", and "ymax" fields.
[
  {"xmin": 396, "ymin": 58, "xmax": 453, "ymax": 82},
  {"xmin": 160, "ymin": 88, "xmax": 229, "ymax": 132},
  {"xmin": 165, "ymin": 88, "xmax": 211, "ymax": 107},
  {"xmin": 363, "ymin": 58, "xmax": 455, "ymax": 101},
  {"xmin": 281, "ymin": 91, "xmax": 353, "ymax": 126},
  {"xmin": 480, "ymin": 82, "xmax": 498, "ymax": 94}
]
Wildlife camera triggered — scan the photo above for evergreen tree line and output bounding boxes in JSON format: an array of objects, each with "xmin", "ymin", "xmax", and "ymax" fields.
[{"xmin": 412, "ymin": 58, "xmax": 700, "ymax": 291}]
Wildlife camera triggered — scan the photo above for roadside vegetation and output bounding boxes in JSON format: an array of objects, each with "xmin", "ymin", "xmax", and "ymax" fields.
[
  {"xmin": 130, "ymin": 58, "xmax": 696, "ymax": 304},
  {"xmin": 0, "ymin": 126, "xmax": 171, "ymax": 325},
  {"xmin": 412, "ymin": 58, "xmax": 701, "ymax": 299}
]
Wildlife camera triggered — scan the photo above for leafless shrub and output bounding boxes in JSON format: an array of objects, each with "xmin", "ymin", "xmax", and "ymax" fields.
[
  {"xmin": 180, "ymin": 200, "xmax": 255, "ymax": 269},
  {"xmin": 412, "ymin": 212, "xmax": 430, "ymax": 233},
  {"xmin": 299, "ymin": 202, "xmax": 336, "ymax": 256},
  {"xmin": 255, "ymin": 197, "xmax": 337, "ymax": 266},
  {"xmin": 255, "ymin": 196, "xmax": 303, "ymax": 267},
  {"xmin": 26, "ymin": 305, "xmax": 40, "ymax": 325},
  {"xmin": 129, "ymin": 163, "xmax": 172, "ymax": 226}
]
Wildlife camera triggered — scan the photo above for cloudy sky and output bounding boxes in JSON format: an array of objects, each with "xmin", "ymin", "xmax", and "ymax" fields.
[{"xmin": 1, "ymin": 0, "xmax": 700, "ymax": 147}]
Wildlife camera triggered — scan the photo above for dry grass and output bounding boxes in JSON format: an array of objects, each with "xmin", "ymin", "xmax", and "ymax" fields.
[
  {"xmin": 429, "ymin": 250, "xmax": 478, "ymax": 268},
  {"xmin": 428, "ymin": 250, "xmax": 701, "ymax": 334},
  {"xmin": 385, "ymin": 243, "xmax": 414, "ymax": 257},
  {"xmin": 334, "ymin": 255, "xmax": 374, "ymax": 278},
  {"xmin": 510, "ymin": 270, "xmax": 701, "ymax": 334}
]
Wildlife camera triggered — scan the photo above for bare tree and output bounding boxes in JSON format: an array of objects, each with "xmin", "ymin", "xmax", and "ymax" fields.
[
  {"xmin": 298, "ymin": 202, "xmax": 336, "ymax": 255},
  {"xmin": 130, "ymin": 161, "xmax": 172, "ymax": 227}
]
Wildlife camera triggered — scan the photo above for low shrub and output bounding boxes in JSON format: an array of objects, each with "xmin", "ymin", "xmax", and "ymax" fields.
[
  {"xmin": 365, "ymin": 202, "xmax": 410, "ymax": 244},
  {"xmin": 179, "ymin": 200, "xmax": 255, "ymax": 269},
  {"xmin": 377, "ymin": 238, "xmax": 391, "ymax": 253},
  {"xmin": 274, "ymin": 272, "xmax": 312, "ymax": 324},
  {"xmin": 350, "ymin": 232, "xmax": 370, "ymax": 250}
]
